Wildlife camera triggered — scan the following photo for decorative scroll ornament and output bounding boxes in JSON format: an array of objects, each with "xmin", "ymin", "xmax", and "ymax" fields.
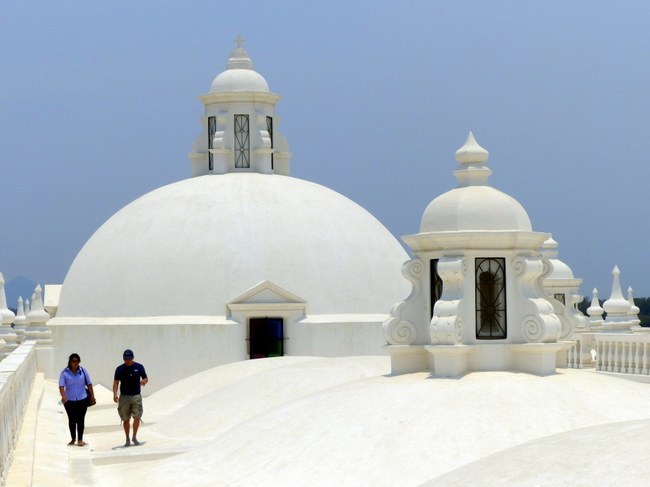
[
  {"xmin": 430, "ymin": 316, "xmax": 463, "ymax": 345},
  {"xmin": 514, "ymin": 256, "xmax": 562, "ymax": 342},
  {"xmin": 430, "ymin": 257, "xmax": 466, "ymax": 345},
  {"xmin": 384, "ymin": 320, "xmax": 418, "ymax": 345},
  {"xmin": 383, "ymin": 258, "xmax": 424, "ymax": 345},
  {"xmin": 522, "ymin": 315, "xmax": 544, "ymax": 342}
]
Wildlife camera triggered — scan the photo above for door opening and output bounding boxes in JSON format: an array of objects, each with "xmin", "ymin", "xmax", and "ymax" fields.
[{"xmin": 249, "ymin": 317, "xmax": 284, "ymax": 359}]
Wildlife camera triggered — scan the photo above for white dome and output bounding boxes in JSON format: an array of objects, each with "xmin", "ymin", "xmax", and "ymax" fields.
[
  {"xmin": 420, "ymin": 186, "xmax": 532, "ymax": 233},
  {"xmin": 210, "ymin": 68, "xmax": 270, "ymax": 93},
  {"xmin": 209, "ymin": 45, "xmax": 270, "ymax": 93},
  {"xmin": 547, "ymin": 258, "xmax": 575, "ymax": 280},
  {"xmin": 57, "ymin": 174, "xmax": 409, "ymax": 318}
]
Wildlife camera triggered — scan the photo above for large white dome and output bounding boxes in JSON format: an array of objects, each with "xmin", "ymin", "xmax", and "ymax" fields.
[{"xmin": 57, "ymin": 174, "xmax": 409, "ymax": 318}]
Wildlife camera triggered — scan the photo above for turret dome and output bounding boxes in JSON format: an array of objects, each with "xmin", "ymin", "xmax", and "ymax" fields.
[
  {"xmin": 420, "ymin": 133, "xmax": 532, "ymax": 233},
  {"xmin": 209, "ymin": 41, "xmax": 270, "ymax": 93}
]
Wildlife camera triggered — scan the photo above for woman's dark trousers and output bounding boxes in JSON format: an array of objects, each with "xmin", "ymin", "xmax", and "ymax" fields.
[{"xmin": 64, "ymin": 399, "xmax": 88, "ymax": 441}]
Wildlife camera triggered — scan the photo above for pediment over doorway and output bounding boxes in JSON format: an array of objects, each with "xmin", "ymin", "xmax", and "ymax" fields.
[{"xmin": 227, "ymin": 280, "xmax": 306, "ymax": 312}]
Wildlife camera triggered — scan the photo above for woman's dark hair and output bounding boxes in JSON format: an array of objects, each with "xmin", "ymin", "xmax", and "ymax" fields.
[{"xmin": 67, "ymin": 353, "xmax": 81, "ymax": 369}]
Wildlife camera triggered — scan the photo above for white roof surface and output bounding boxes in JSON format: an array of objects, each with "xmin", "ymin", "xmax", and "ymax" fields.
[{"xmin": 11, "ymin": 356, "xmax": 650, "ymax": 486}]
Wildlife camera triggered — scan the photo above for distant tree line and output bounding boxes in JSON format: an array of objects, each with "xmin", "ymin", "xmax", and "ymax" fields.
[{"xmin": 578, "ymin": 297, "xmax": 650, "ymax": 327}]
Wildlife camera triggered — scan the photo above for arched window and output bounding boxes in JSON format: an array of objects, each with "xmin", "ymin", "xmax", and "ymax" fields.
[
  {"xmin": 207, "ymin": 116, "xmax": 217, "ymax": 171},
  {"xmin": 475, "ymin": 258, "xmax": 507, "ymax": 339},
  {"xmin": 430, "ymin": 259, "xmax": 443, "ymax": 318}
]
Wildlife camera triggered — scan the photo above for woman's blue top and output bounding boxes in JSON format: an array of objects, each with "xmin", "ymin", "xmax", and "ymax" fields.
[{"xmin": 58, "ymin": 367, "xmax": 91, "ymax": 401}]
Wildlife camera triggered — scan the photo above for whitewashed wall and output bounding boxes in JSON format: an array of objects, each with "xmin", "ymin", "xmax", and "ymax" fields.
[{"xmin": 50, "ymin": 322, "xmax": 246, "ymax": 395}]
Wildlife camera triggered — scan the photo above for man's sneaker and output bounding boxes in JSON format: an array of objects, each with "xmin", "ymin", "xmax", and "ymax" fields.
[{"xmin": 132, "ymin": 438, "xmax": 140, "ymax": 446}]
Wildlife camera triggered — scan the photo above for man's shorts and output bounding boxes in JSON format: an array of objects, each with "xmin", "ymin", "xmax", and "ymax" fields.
[{"xmin": 117, "ymin": 394, "xmax": 143, "ymax": 421}]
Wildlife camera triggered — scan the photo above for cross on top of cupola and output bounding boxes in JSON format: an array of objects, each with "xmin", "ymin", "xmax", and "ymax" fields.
[{"xmin": 227, "ymin": 35, "xmax": 253, "ymax": 70}]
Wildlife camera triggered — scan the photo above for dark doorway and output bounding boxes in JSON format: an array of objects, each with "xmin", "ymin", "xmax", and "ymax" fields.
[{"xmin": 249, "ymin": 317, "xmax": 284, "ymax": 359}]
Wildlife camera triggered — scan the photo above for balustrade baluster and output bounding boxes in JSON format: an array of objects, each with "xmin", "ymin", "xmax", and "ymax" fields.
[
  {"xmin": 619, "ymin": 342, "xmax": 624, "ymax": 373},
  {"xmin": 598, "ymin": 341, "xmax": 604, "ymax": 370},
  {"xmin": 577, "ymin": 340, "xmax": 582, "ymax": 369},
  {"xmin": 607, "ymin": 340, "xmax": 613, "ymax": 372}
]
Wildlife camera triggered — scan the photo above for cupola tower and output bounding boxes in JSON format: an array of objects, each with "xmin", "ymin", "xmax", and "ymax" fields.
[{"xmin": 188, "ymin": 37, "xmax": 291, "ymax": 176}]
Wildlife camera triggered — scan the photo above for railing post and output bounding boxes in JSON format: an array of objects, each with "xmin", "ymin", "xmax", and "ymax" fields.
[{"xmin": 607, "ymin": 340, "xmax": 613, "ymax": 372}]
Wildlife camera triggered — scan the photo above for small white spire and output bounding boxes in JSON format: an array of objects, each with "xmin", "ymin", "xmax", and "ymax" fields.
[
  {"xmin": 14, "ymin": 296, "xmax": 27, "ymax": 326},
  {"xmin": 543, "ymin": 237, "xmax": 558, "ymax": 249},
  {"xmin": 586, "ymin": 288, "xmax": 604, "ymax": 319},
  {"xmin": 603, "ymin": 266, "xmax": 633, "ymax": 331},
  {"xmin": 0, "ymin": 272, "xmax": 15, "ymax": 325},
  {"xmin": 26, "ymin": 285, "xmax": 50, "ymax": 325},
  {"xmin": 455, "ymin": 131, "xmax": 489, "ymax": 164},
  {"xmin": 453, "ymin": 132, "xmax": 492, "ymax": 187},
  {"xmin": 541, "ymin": 236, "xmax": 559, "ymax": 259},
  {"xmin": 627, "ymin": 286, "xmax": 640, "ymax": 316}
]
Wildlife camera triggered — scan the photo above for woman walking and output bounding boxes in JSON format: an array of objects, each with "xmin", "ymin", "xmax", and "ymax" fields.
[{"xmin": 59, "ymin": 353, "xmax": 95, "ymax": 446}]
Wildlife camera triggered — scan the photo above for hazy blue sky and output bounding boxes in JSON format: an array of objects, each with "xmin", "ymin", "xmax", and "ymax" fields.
[{"xmin": 1, "ymin": 1, "xmax": 649, "ymax": 303}]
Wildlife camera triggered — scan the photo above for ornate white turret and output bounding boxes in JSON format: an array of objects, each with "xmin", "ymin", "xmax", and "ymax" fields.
[
  {"xmin": 586, "ymin": 288, "xmax": 604, "ymax": 329},
  {"xmin": 25, "ymin": 285, "xmax": 52, "ymax": 345},
  {"xmin": 188, "ymin": 37, "xmax": 292, "ymax": 177},
  {"xmin": 385, "ymin": 133, "xmax": 565, "ymax": 378},
  {"xmin": 602, "ymin": 266, "xmax": 634, "ymax": 332}
]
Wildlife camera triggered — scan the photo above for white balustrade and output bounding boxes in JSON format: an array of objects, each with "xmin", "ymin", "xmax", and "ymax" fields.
[
  {"xmin": 595, "ymin": 335, "xmax": 650, "ymax": 376},
  {"xmin": 0, "ymin": 341, "xmax": 37, "ymax": 485}
]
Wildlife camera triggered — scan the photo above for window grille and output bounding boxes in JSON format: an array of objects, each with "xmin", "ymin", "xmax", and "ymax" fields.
[
  {"xmin": 430, "ymin": 259, "xmax": 443, "ymax": 318},
  {"xmin": 266, "ymin": 116, "xmax": 274, "ymax": 170},
  {"xmin": 207, "ymin": 116, "xmax": 216, "ymax": 171},
  {"xmin": 234, "ymin": 114, "xmax": 250, "ymax": 168},
  {"xmin": 475, "ymin": 258, "xmax": 507, "ymax": 339}
]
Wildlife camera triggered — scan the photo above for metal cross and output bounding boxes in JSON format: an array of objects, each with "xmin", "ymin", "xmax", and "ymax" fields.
[{"xmin": 234, "ymin": 35, "xmax": 245, "ymax": 48}]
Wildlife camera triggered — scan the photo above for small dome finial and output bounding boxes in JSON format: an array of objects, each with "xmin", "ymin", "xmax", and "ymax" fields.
[
  {"xmin": 234, "ymin": 35, "xmax": 245, "ymax": 49},
  {"xmin": 455, "ymin": 131, "xmax": 489, "ymax": 165},
  {"xmin": 453, "ymin": 132, "xmax": 492, "ymax": 187}
]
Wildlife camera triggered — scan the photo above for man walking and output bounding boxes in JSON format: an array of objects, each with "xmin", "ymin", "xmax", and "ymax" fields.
[{"xmin": 113, "ymin": 349, "xmax": 148, "ymax": 446}]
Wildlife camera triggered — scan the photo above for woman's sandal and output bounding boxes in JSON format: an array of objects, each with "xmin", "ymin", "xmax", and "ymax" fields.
[{"xmin": 77, "ymin": 440, "xmax": 87, "ymax": 447}]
